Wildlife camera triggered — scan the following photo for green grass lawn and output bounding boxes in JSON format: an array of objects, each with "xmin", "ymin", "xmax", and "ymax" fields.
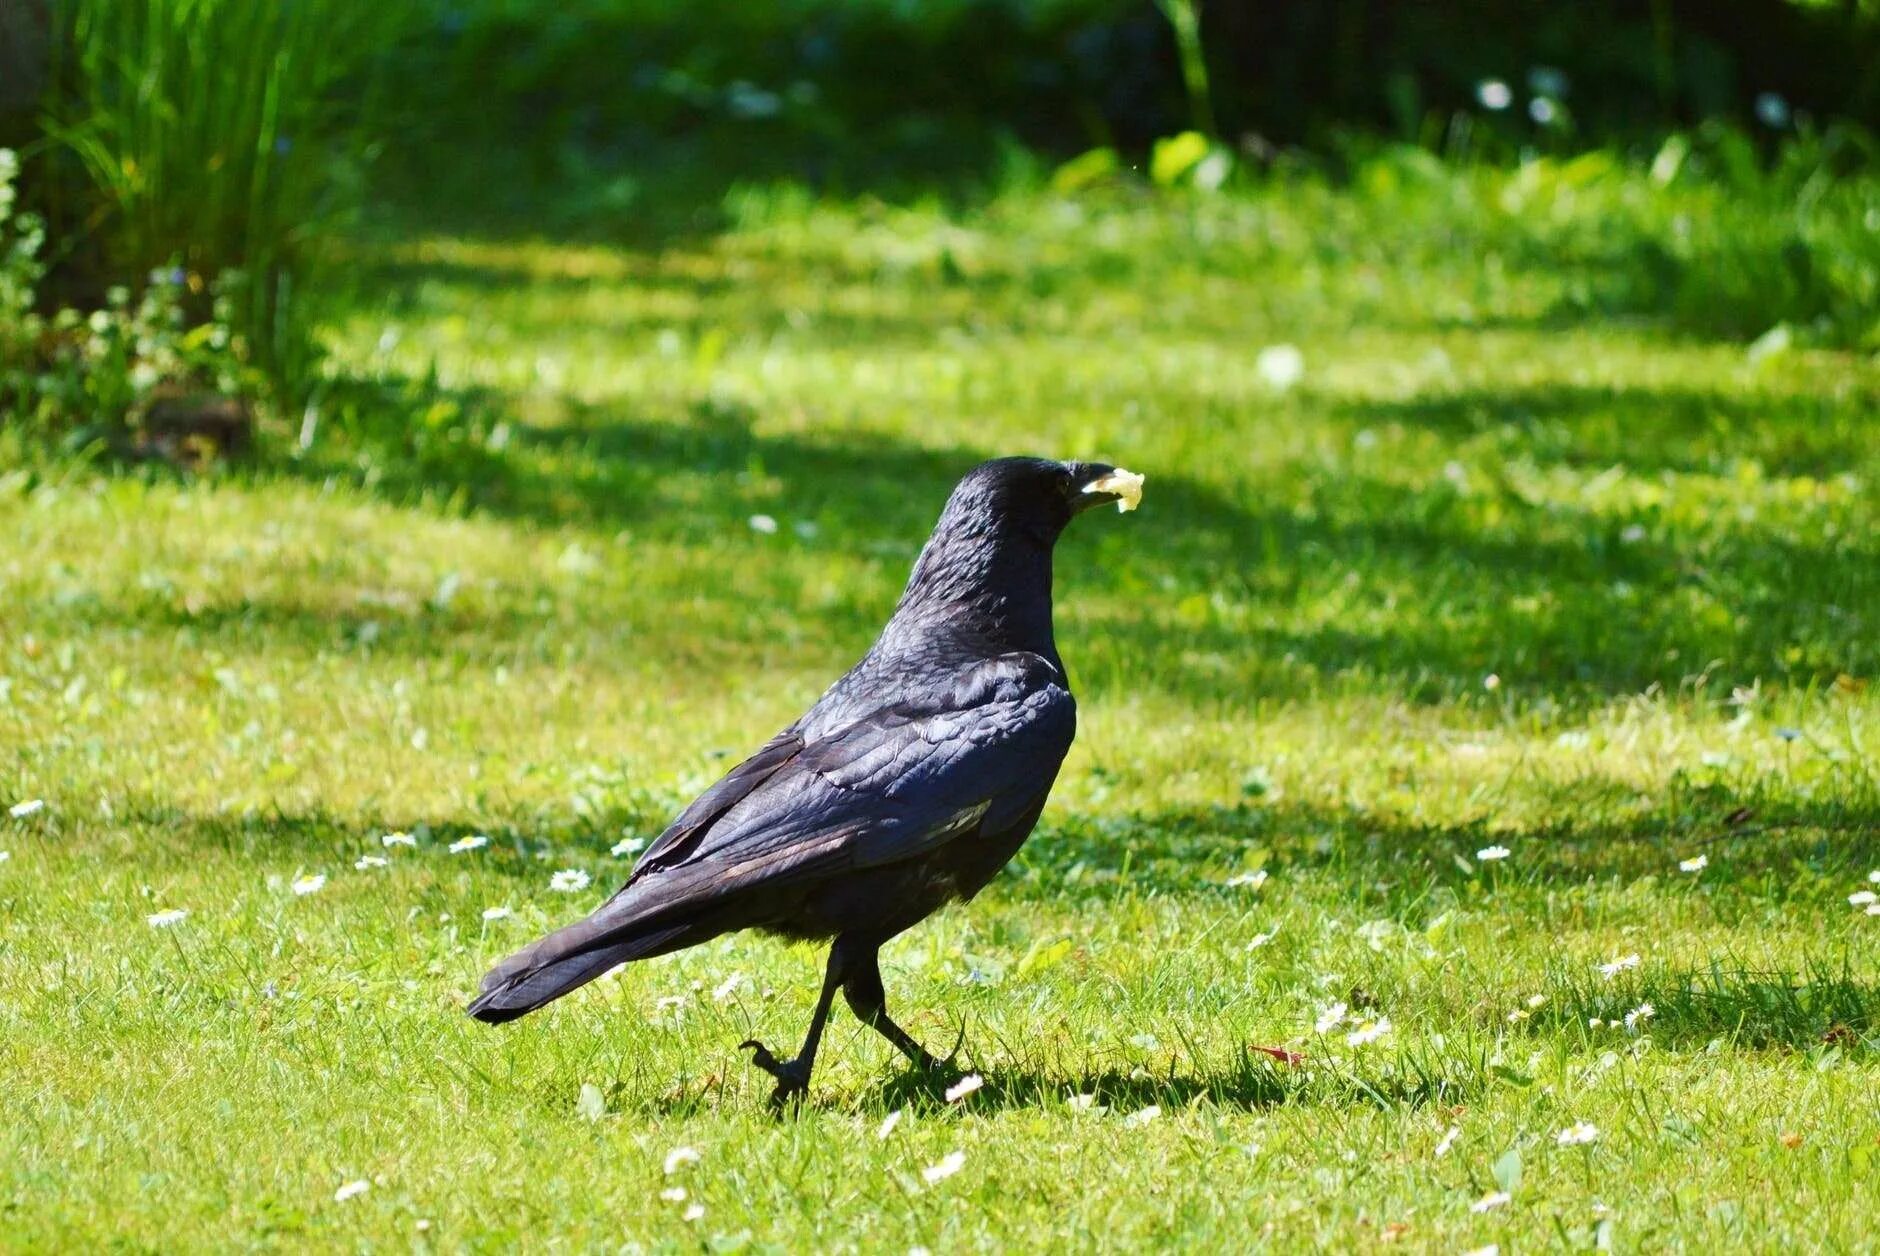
[{"xmin": 3, "ymin": 166, "xmax": 1879, "ymax": 1250}]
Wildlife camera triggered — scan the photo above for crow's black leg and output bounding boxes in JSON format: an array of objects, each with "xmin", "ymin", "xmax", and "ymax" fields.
[
  {"xmin": 841, "ymin": 943, "xmax": 945, "ymax": 1071},
  {"xmin": 740, "ymin": 941, "xmax": 846, "ymax": 1106}
]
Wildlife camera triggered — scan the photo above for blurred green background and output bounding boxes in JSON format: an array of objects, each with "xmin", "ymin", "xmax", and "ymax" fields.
[{"xmin": 2, "ymin": 0, "xmax": 1878, "ymax": 433}]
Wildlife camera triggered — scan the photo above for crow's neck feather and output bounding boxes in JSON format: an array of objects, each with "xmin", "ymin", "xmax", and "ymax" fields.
[{"xmin": 890, "ymin": 511, "xmax": 1059, "ymax": 658}]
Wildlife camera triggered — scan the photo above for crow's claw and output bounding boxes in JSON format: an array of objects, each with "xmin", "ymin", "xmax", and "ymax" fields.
[{"xmin": 740, "ymin": 1039, "xmax": 810, "ymax": 1105}]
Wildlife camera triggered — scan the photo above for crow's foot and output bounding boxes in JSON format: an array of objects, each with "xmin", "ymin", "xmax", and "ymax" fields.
[{"xmin": 740, "ymin": 1038, "xmax": 812, "ymax": 1106}]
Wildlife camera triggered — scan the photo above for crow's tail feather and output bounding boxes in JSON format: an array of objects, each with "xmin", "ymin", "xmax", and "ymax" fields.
[{"xmin": 467, "ymin": 916, "xmax": 701, "ymax": 1024}]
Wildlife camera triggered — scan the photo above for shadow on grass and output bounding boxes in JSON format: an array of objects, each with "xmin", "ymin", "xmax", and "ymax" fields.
[
  {"xmin": 1336, "ymin": 382, "xmax": 1879, "ymax": 481},
  {"xmin": 1534, "ymin": 955, "xmax": 1880, "ymax": 1053},
  {"xmin": 93, "ymin": 358, "xmax": 1858, "ymax": 707}
]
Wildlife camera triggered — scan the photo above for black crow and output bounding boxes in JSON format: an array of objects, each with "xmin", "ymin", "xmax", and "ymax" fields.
[{"xmin": 469, "ymin": 456, "xmax": 1144, "ymax": 1102}]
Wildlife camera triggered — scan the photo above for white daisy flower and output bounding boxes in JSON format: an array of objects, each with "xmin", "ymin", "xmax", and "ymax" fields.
[
  {"xmin": 147, "ymin": 908, "xmax": 188, "ymax": 928},
  {"xmin": 1245, "ymin": 930, "xmax": 1276, "ymax": 950},
  {"xmin": 449, "ymin": 835, "xmax": 488, "ymax": 854},
  {"xmin": 1346, "ymin": 1016, "xmax": 1392, "ymax": 1047},
  {"xmin": 1869, "ymin": 870, "xmax": 1880, "ymax": 885},
  {"xmin": 354, "ymin": 855, "xmax": 388, "ymax": 871},
  {"xmin": 921, "ymin": 1151, "xmax": 966, "ymax": 1185},
  {"xmin": 1556, "ymin": 1121, "xmax": 1599, "ymax": 1147},
  {"xmin": 1123, "ymin": 1105, "xmax": 1161, "ymax": 1128},
  {"xmin": 1315, "ymin": 1002, "xmax": 1349, "ymax": 1034},
  {"xmin": 380, "ymin": 831, "xmax": 417, "ymax": 849},
  {"xmin": 292, "ymin": 873, "xmax": 327, "ymax": 896},
  {"xmin": 1679, "ymin": 854, "xmax": 1708, "ymax": 873},
  {"xmin": 659, "ymin": 1186, "xmax": 687, "ymax": 1203},
  {"xmin": 1225, "ymin": 869, "xmax": 1269, "ymax": 890},
  {"xmin": 1527, "ymin": 993, "xmax": 1547, "ymax": 1008},
  {"xmin": 1623, "ymin": 1002, "xmax": 1655, "ymax": 1029},
  {"xmin": 944, "ymin": 1074, "xmax": 984, "ymax": 1103},
  {"xmin": 8, "ymin": 799, "xmax": 45, "ymax": 818},
  {"xmin": 0, "ymin": 851, "xmax": 10, "ymax": 863},
  {"xmin": 1255, "ymin": 344, "xmax": 1304, "ymax": 391},
  {"xmin": 481, "ymin": 906, "xmax": 512, "ymax": 922},
  {"xmin": 682, "ymin": 1203, "xmax": 704, "ymax": 1222},
  {"xmin": 612, "ymin": 837, "xmax": 645, "ymax": 858},
  {"xmin": 877, "ymin": 1109, "xmax": 904, "ymax": 1139},
  {"xmin": 1471, "ymin": 1190, "xmax": 1511, "ymax": 1213},
  {"xmin": 1434, "ymin": 1126, "xmax": 1460, "ymax": 1157},
  {"xmin": 663, "ymin": 1146, "xmax": 701, "ymax": 1175},
  {"xmin": 1597, "ymin": 953, "xmax": 1640, "ymax": 979},
  {"xmin": 334, "ymin": 1180, "xmax": 369, "ymax": 1202},
  {"xmin": 1066, "ymin": 1094, "xmax": 1099, "ymax": 1113},
  {"xmin": 1850, "ymin": 891, "xmax": 1878, "ymax": 907},
  {"xmin": 748, "ymin": 514, "xmax": 779, "ymax": 535},
  {"xmin": 712, "ymin": 972, "xmax": 745, "ymax": 1001},
  {"xmin": 550, "ymin": 869, "xmax": 591, "ymax": 893},
  {"xmin": 1476, "ymin": 845, "xmax": 1511, "ymax": 862}
]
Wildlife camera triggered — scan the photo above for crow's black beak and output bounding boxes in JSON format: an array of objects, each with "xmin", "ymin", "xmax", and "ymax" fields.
[{"xmin": 1075, "ymin": 465, "xmax": 1145, "ymax": 513}]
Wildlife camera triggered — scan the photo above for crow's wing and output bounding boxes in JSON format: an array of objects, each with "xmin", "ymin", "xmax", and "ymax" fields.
[{"xmin": 601, "ymin": 650, "xmax": 1074, "ymax": 927}]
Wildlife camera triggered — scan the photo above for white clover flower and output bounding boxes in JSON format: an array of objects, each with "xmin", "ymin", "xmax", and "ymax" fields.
[
  {"xmin": 147, "ymin": 908, "xmax": 188, "ymax": 928},
  {"xmin": 550, "ymin": 869, "xmax": 591, "ymax": 893},
  {"xmin": 449, "ymin": 835, "xmax": 488, "ymax": 854},
  {"xmin": 613, "ymin": 837, "xmax": 645, "ymax": 858},
  {"xmin": 1315, "ymin": 1002, "xmax": 1349, "ymax": 1034},
  {"xmin": 380, "ymin": 831, "xmax": 417, "ymax": 849},
  {"xmin": 8, "ymin": 799, "xmax": 45, "ymax": 818},
  {"xmin": 1679, "ymin": 854, "xmax": 1708, "ymax": 873},
  {"xmin": 1476, "ymin": 845, "xmax": 1511, "ymax": 862},
  {"xmin": 1255, "ymin": 344, "xmax": 1305, "ymax": 391},
  {"xmin": 1471, "ymin": 1190, "xmax": 1511, "ymax": 1213},
  {"xmin": 481, "ymin": 906, "xmax": 512, "ymax": 922},
  {"xmin": 921, "ymin": 1151, "xmax": 966, "ymax": 1184},
  {"xmin": 944, "ymin": 1074, "xmax": 984, "ymax": 1103},
  {"xmin": 334, "ymin": 1180, "xmax": 370, "ymax": 1203},
  {"xmin": 1346, "ymin": 1016, "xmax": 1392, "ymax": 1047},
  {"xmin": 354, "ymin": 855, "xmax": 388, "ymax": 871},
  {"xmin": 663, "ymin": 1146, "xmax": 701, "ymax": 1175},
  {"xmin": 1556, "ymin": 1121, "xmax": 1599, "ymax": 1147},
  {"xmin": 877, "ymin": 1109, "xmax": 904, "ymax": 1139},
  {"xmin": 1597, "ymin": 953, "xmax": 1640, "ymax": 979},
  {"xmin": 292, "ymin": 873, "xmax": 327, "ymax": 896}
]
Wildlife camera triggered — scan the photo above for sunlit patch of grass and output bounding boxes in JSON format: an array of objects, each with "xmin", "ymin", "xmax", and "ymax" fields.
[{"xmin": 3, "ymin": 166, "xmax": 1879, "ymax": 1247}]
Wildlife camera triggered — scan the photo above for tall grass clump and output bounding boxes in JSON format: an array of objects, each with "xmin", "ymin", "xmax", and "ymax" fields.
[{"xmin": 41, "ymin": 0, "xmax": 407, "ymax": 397}]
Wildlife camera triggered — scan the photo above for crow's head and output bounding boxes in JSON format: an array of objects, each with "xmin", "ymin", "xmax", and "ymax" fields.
[{"xmin": 945, "ymin": 457, "xmax": 1144, "ymax": 541}]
